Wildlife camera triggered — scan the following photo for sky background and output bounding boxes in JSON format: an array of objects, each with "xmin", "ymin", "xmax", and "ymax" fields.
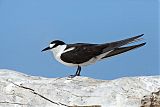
[{"xmin": 0, "ymin": 0, "xmax": 159, "ymax": 80}]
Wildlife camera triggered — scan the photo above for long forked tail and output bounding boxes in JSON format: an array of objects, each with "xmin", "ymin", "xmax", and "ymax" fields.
[
  {"xmin": 102, "ymin": 42, "xmax": 146, "ymax": 59},
  {"xmin": 101, "ymin": 34, "xmax": 144, "ymax": 52}
]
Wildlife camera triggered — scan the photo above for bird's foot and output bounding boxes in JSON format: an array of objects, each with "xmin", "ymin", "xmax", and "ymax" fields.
[
  {"xmin": 68, "ymin": 74, "xmax": 76, "ymax": 78},
  {"xmin": 77, "ymin": 74, "xmax": 81, "ymax": 76},
  {"xmin": 68, "ymin": 74, "xmax": 80, "ymax": 78}
]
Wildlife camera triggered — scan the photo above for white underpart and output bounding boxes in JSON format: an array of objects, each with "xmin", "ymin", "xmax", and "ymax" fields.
[
  {"xmin": 50, "ymin": 45, "xmax": 77, "ymax": 67},
  {"xmin": 79, "ymin": 50, "xmax": 112, "ymax": 66},
  {"xmin": 50, "ymin": 45, "xmax": 113, "ymax": 67}
]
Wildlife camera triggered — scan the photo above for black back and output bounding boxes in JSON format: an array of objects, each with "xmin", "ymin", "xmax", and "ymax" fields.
[
  {"xmin": 61, "ymin": 43, "xmax": 104, "ymax": 64},
  {"xmin": 60, "ymin": 34, "xmax": 145, "ymax": 64}
]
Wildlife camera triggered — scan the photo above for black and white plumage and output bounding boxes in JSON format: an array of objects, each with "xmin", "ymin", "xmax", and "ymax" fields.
[{"xmin": 42, "ymin": 34, "xmax": 146, "ymax": 77}]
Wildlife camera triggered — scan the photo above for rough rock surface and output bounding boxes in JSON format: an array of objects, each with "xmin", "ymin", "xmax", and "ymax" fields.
[
  {"xmin": 0, "ymin": 69, "xmax": 159, "ymax": 107},
  {"xmin": 141, "ymin": 89, "xmax": 160, "ymax": 107}
]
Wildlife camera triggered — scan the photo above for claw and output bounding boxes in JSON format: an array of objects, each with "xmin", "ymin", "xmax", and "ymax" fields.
[{"xmin": 68, "ymin": 74, "xmax": 77, "ymax": 78}]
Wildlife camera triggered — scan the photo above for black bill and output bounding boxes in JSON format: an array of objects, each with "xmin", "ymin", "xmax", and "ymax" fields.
[{"xmin": 41, "ymin": 47, "xmax": 51, "ymax": 52}]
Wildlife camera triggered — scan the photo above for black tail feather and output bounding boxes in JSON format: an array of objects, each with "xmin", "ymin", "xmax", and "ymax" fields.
[
  {"xmin": 101, "ymin": 34, "xmax": 144, "ymax": 53},
  {"xmin": 102, "ymin": 42, "xmax": 146, "ymax": 59}
]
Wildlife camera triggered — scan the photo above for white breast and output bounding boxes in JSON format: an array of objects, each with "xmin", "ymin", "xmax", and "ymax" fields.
[{"xmin": 50, "ymin": 45, "xmax": 77, "ymax": 67}]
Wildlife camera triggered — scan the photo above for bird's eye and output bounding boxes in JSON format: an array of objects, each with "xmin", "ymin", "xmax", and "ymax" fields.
[{"xmin": 49, "ymin": 43, "xmax": 55, "ymax": 48}]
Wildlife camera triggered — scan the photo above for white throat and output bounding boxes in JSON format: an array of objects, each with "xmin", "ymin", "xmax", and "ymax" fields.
[
  {"xmin": 50, "ymin": 45, "xmax": 67, "ymax": 57},
  {"xmin": 50, "ymin": 45, "xmax": 76, "ymax": 67}
]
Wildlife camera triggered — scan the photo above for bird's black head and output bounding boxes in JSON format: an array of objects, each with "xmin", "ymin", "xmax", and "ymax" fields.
[
  {"xmin": 50, "ymin": 40, "xmax": 65, "ymax": 47},
  {"xmin": 42, "ymin": 40, "xmax": 65, "ymax": 52}
]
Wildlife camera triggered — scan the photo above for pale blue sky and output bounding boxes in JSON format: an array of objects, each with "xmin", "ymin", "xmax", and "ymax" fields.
[{"xmin": 0, "ymin": 0, "xmax": 159, "ymax": 79}]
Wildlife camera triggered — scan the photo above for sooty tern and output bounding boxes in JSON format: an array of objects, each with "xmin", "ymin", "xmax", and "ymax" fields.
[{"xmin": 42, "ymin": 34, "xmax": 146, "ymax": 77}]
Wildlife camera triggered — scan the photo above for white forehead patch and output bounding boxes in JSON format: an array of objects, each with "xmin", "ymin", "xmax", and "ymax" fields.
[{"xmin": 49, "ymin": 43, "xmax": 55, "ymax": 48}]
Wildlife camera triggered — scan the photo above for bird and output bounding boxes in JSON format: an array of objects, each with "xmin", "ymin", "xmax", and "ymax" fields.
[{"xmin": 42, "ymin": 34, "xmax": 146, "ymax": 78}]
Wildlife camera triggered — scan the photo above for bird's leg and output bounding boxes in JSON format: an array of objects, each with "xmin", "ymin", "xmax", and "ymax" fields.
[
  {"xmin": 76, "ymin": 66, "xmax": 81, "ymax": 76},
  {"xmin": 69, "ymin": 66, "xmax": 81, "ymax": 78},
  {"xmin": 74, "ymin": 66, "xmax": 81, "ymax": 76}
]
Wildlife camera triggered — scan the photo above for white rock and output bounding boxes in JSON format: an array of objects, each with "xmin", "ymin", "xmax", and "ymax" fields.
[{"xmin": 0, "ymin": 69, "xmax": 159, "ymax": 107}]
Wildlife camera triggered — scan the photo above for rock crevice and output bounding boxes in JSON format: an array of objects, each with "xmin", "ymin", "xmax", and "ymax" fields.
[{"xmin": 0, "ymin": 69, "xmax": 159, "ymax": 107}]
